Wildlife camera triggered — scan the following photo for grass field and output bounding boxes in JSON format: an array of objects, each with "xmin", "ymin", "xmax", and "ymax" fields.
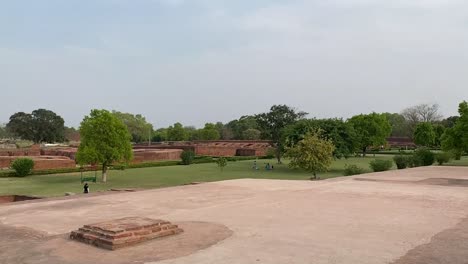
[
  {"xmin": 0, "ymin": 156, "xmax": 394, "ymax": 197},
  {"xmin": 445, "ymin": 156, "xmax": 468, "ymax": 166}
]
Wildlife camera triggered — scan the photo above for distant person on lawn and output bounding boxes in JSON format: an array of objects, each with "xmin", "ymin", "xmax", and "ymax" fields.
[{"xmin": 83, "ymin": 183, "xmax": 89, "ymax": 194}]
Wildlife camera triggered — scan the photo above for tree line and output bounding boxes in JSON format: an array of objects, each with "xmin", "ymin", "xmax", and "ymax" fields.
[{"xmin": 1, "ymin": 103, "xmax": 466, "ymax": 160}]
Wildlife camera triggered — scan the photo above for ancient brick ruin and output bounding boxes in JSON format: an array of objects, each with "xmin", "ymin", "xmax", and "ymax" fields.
[
  {"xmin": 134, "ymin": 140, "xmax": 273, "ymax": 157},
  {"xmin": 70, "ymin": 217, "xmax": 183, "ymax": 250},
  {"xmin": 0, "ymin": 140, "xmax": 274, "ymax": 171}
]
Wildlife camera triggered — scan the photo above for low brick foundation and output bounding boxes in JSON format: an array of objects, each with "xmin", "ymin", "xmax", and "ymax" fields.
[
  {"xmin": 0, "ymin": 156, "xmax": 76, "ymax": 170},
  {"xmin": 132, "ymin": 149, "xmax": 183, "ymax": 164},
  {"xmin": 70, "ymin": 217, "xmax": 183, "ymax": 250}
]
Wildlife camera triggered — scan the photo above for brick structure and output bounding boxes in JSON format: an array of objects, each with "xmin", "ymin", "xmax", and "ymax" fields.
[
  {"xmin": 0, "ymin": 156, "xmax": 76, "ymax": 170},
  {"xmin": 132, "ymin": 149, "xmax": 183, "ymax": 164},
  {"xmin": 41, "ymin": 147, "xmax": 77, "ymax": 160},
  {"xmin": 386, "ymin": 137, "xmax": 417, "ymax": 149},
  {"xmin": 70, "ymin": 217, "xmax": 183, "ymax": 250},
  {"xmin": 0, "ymin": 144, "xmax": 41, "ymax": 157},
  {"xmin": 134, "ymin": 140, "xmax": 274, "ymax": 157}
]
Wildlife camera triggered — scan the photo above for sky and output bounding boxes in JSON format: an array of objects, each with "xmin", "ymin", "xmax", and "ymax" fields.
[{"xmin": 1, "ymin": 0, "xmax": 467, "ymax": 128}]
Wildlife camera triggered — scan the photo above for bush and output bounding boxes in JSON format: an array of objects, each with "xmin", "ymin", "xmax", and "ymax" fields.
[
  {"xmin": 406, "ymin": 155, "xmax": 421, "ymax": 168},
  {"xmin": 180, "ymin": 150, "xmax": 195, "ymax": 165},
  {"xmin": 216, "ymin": 157, "xmax": 228, "ymax": 171},
  {"xmin": 435, "ymin": 152, "xmax": 451, "ymax": 165},
  {"xmin": 414, "ymin": 148, "xmax": 435, "ymax": 166},
  {"xmin": 393, "ymin": 155, "xmax": 409, "ymax": 169},
  {"xmin": 11, "ymin": 158, "xmax": 35, "ymax": 177},
  {"xmin": 344, "ymin": 164, "xmax": 365, "ymax": 176},
  {"xmin": 369, "ymin": 159, "xmax": 393, "ymax": 172},
  {"xmin": 451, "ymin": 150, "xmax": 463, "ymax": 160}
]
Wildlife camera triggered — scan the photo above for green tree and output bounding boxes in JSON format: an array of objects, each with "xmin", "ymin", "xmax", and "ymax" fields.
[
  {"xmin": 433, "ymin": 124, "xmax": 445, "ymax": 148},
  {"xmin": 441, "ymin": 101, "xmax": 468, "ymax": 157},
  {"xmin": 285, "ymin": 131, "xmax": 335, "ymax": 180},
  {"xmin": 242, "ymin": 129, "xmax": 261, "ymax": 140},
  {"xmin": 152, "ymin": 128, "xmax": 168, "ymax": 142},
  {"xmin": 167, "ymin": 123, "xmax": 189, "ymax": 141},
  {"xmin": 441, "ymin": 116, "xmax": 459, "ymax": 128},
  {"xmin": 112, "ymin": 111, "xmax": 153, "ymax": 143},
  {"xmin": 282, "ymin": 118, "xmax": 358, "ymax": 159},
  {"xmin": 383, "ymin": 113, "xmax": 411, "ymax": 137},
  {"xmin": 198, "ymin": 123, "xmax": 221, "ymax": 140},
  {"xmin": 0, "ymin": 124, "xmax": 12, "ymax": 139},
  {"xmin": 226, "ymin": 115, "xmax": 259, "ymax": 139},
  {"xmin": 76, "ymin": 109, "xmax": 133, "ymax": 183},
  {"xmin": 256, "ymin": 105, "xmax": 307, "ymax": 163},
  {"xmin": 348, "ymin": 113, "xmax": 391, "ymax": 156},
  {"xmin": 6, "ymin": 109, "xmax": 65, "ymax": 143},
  {"xmin": 413, "ymin": 122, "xmax": 436, "ymax": 147}
]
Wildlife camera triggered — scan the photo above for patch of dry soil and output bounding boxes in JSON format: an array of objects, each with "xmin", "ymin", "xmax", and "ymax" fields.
[{"xmin": 0, "ymin": 221, "xmax": 232, "ymax": 264}]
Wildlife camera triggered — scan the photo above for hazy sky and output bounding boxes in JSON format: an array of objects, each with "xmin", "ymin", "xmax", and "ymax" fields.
[{"xmin": 1, "ymin": 0, "xmax": 467, "ymax": 128}]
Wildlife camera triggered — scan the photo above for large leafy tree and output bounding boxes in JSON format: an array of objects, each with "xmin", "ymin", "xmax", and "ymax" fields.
[
  {"xmin": 167, "ymin": 123, "xmax": 189, "ymax": 141},
  {"xmin": 256, "ymin": 105, "xmax": 308, "ymax": 163},
  {"xmin": 0, "ymin": 124, "xmax": 12, "ymax": 139},
  {"xmin": 6, "ymin": 109, "xmax": 65, "ymax": 143},
  {"xmin": 152, "ymin": 128, "xmax": 168, "ymax": 142},
  {"xmin": 76, "ymin": 109, "xmax": 133, "ymax": 183},
  {"xmin": 441, "ymin": 116, "xmax": 459, "ymax": 128},
  {"xmin": 242, "ymin": 128, "xmax": 262, "ymax": 140},
  {"xmin": 348, "ymin": 113, "xmax": 391, "ymax": 156},
  {"xmin": 433, "ymin": 124, "xmax": 446, "ymax": 148},
  {"xmin": 282, "ymin": 118, "xmax": 358, "ymax": 159},
  {"xmin": 112, "ymin": 111, "xmax": 153, "ymax": 143},
  {"xmin": 286, "ymin": 131, "xmax": 335, "ymax": 180},
  {"xmin": 383, "ymin": 113, "xmax": 411, "ymax": 137},
  {"xmin": 226, "ymin": 115, "xmax": 259, "ymax": 140},
  {"xmin": 441, "ymin": 101, "xmax": 468, "ymax": 158},
  {"xmin": 413, "ymin": 122, "xmax": 436, "ymax": 147},
  {"xmin": 198, "ymin": 123, "xmax": 221, "ymax": 140}
]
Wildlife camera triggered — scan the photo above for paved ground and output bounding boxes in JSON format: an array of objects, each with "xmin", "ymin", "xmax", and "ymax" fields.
[{"xmin": 1, "ymin": 166, "xmax": 468, "ymax": 264}]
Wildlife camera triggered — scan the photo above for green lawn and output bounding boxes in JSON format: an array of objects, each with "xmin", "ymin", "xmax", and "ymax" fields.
[
  {"xmin": 0, "ymin": 156, "xmax": 393, "ymax": 197},
  {"xmin": 445, "ymin": 156, "xmax": 468, "ymax": 166}
]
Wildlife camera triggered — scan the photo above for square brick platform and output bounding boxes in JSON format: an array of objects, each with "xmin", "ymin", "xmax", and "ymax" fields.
[{"xmin": 70, "ymin": 217, "xmax": 183, "ymax": 250}]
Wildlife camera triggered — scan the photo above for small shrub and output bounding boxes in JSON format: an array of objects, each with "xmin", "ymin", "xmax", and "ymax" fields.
[
  {"xmin": 180, "ymin": 150, "xmax": 195, "ymax": 165},
  {"xmin": 369, "ymin": 159, "xmax": 393, "ymax": 172},
  {"xmin": 344, "ymin": 164, "xmax": 365, "ymax": 176},
  {"xmin": 393, "ymin": 155, "xmax": 408, "ymax": 169},
  {"xmin": 112, "ymin": 164, "xmax": 127, "ymax": 170},
  {"xmin": 216, "ymin": 157, "xmax": 228, "ymax": 172},
  {"xmin": 407, "ymin": 155, "xmax": 421, "ymax": 168},
  {"xmin": 11, "ymin": 158, "xmax": 35, "ymax": 177},
  {"xmin": 414, "ymin": 148, "xmax": 435, "ymax": 166},
  {"xmin": 451, "ymin": 150, "xmax": 463, "ymax": 160},
  {"xmin": 435, "ymin": 152, "xmax": 451, "ymax": 165}
]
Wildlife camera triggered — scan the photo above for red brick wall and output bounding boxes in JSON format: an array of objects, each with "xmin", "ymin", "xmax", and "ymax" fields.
[
  {"xmin": 0, "ymin": 156, "xmax": 76, "ymax": 170},
  {"xmin": 132, "ymin": 149, "xmax": 183, "ymax": 164}
]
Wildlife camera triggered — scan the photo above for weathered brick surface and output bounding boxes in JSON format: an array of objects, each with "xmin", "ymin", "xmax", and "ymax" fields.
[
  {"xmin": 0, "ymin": 145, "xmax": 41, "ymax": 157},
  {"xmin": 0, "ymin": 156, "xmax": 76, "ymax": 170},
  {"xmin": 132, "ymin": 149, "xmax": 183, "ymax": 164},
  {"xmin": 70, "ymin": 217, "xmax": 183, "ymax": 250},
  {"xmin": 134, "ymin": 140, "xmax": 273, "ymax": 157}
]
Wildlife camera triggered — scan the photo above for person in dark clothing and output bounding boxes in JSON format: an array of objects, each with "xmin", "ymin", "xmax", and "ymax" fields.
[{"xmin": 83, "ymin": 183, "xmax": 89, "ymax": 194}]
